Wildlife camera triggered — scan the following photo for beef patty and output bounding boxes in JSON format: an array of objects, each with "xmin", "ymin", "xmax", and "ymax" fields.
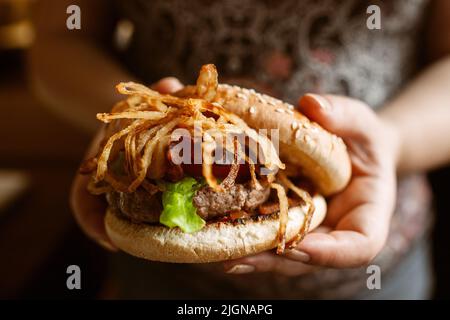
[
  {"xmin": 106, "ymin": 188, "xmax": 162, "ymax": 223},
  {"xmin": 193, "ymin": 184, "xmax": 270, "ymax": 220},
  {"xmin": 107, "ymin": 183, "xmax": 270, "ymax": 223}
]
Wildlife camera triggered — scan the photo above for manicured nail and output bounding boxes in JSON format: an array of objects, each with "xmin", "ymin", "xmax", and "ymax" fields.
[
  {"xmin": 305, "ymin": 94, "xmax": 331, "ymax": 111},
  {"xmin": 284, "ymin": 249, "xmax": 311, "ymax": 263},
  {"xmin": 97, "ymin": 239, "xmax": 118, "ymax": 252},
  {"xmin": 226, "ymin": 264, "xmax": 255, "ymax": 274}
]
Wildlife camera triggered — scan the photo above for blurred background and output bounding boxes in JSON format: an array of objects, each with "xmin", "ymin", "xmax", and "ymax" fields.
[
  {"xmin": 0, "ymin": 0, "xmax": 109, "ymax": 298},
  {"xmin": 0, "ymin": 0, "xmax": 449, "ymax": 299}
]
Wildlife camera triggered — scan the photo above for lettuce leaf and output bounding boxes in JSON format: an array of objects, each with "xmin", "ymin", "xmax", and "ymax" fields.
[{"xmin": 159, "ymin": 177, "xmax": 205, "ymax": 233}]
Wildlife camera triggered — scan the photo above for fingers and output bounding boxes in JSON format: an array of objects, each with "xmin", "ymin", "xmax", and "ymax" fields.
[
  {"xmin": 290, "ymin": 232, "xmax": 378, "ymax": 268},
  {"xmin": 223, "ymin": 251, "xmax": 317, "ymax": 276},
  {"xmin": 70, "ymin": 173, "xmax": 118, "ymax": 251},
  {"xmin": 222, "ymin": 198, "xmax": 389, "ymax": 274},
  {"xmin": 245, "ymin": 93, "xmax": 394, "ymax": 272},
  {"xmin": 292, "ymin": 202, "xmax": 389, "ymax": 268},
  {"xmin": 323, "ymin": 176, "xmax": 381, "ymax": 227},
  {"xmin": 151, "ymin": 77, "xmax": 184, "ymax": 94},
  {"xmin": 223, "ymin": 211, "xmax": 386, "ymax": 275},
  {"xmin": 299, "ymin": 93, "xmax": 399, "ymax": 176},
  {"xmin": 298, "ymin": 94, "xmax": 378, "ymax": 141}
]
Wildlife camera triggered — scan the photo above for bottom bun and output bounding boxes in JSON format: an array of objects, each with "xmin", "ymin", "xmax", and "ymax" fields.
[{"xmin": 105, "ymin": 195, "xmax": 326, "ymax": 263}]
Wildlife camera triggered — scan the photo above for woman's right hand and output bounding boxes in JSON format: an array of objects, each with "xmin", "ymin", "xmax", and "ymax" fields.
[{"xmin": 69, "ymin": 77, "xmax": 183, "ymax": 251}]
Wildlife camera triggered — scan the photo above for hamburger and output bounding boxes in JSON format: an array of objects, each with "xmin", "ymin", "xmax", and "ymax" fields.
[{"xmin": 80, "ymin": 64, "xmax": 351, "ymax": 263}]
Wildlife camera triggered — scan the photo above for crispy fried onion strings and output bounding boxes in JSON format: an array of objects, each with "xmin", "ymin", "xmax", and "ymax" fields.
[
  {"xmin": 194, "ymin": 65, "xmax": 285, "ymax": 175},
  {"xmin": 220, "ymin": 138, "xmax": 240, "ymax": 190},
  {"xmin": 95, "ymin": 119, "xmax": 146, "ymax": 183},
  {"xmin": 97, "ymin": 110, "xmax": 169, "ymax": 122},
  {"xmin": 87, "ymin": 178, "xmax": 110, "ymax": 195},
  {"xmin": 278, "ymin": 171, "xmax": 315, "ymax": 250},
  {"xmin": 89, "ymin": 77, "xmax": 284, "ymax": 195},
  {"xmin": 269, "ymin": 172, "xmax": 316, "ymax": 254},
  {"xmin": 202, "ymin": 131, "xmax": 221, "ymax": 191},
  {"xmin": 226, "ymin": 113, "xmax": 284, "ymax": 173},
  {"xmin": 196, "ymin": 64, "xmax": 218, "ymax": 102},
  {"xmin": 245, "ymin": 154, "xmax": 263, "ymax": 190},
  {"xmin": 270, "ymin": 183, "xmax": 289, "ymax": 254},
  {"xmin": 128, "ymin": 119, "xmax": 180, "ymax": 192}
]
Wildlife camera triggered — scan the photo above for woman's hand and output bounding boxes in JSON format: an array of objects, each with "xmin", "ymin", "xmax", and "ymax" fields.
[
  {"xmin": 224, "ymin": 94, "xmax": 400, "ymax": 276},
  {"xmin": 69, "ymin": 77, "xmax": 183, "ymax": 251}
]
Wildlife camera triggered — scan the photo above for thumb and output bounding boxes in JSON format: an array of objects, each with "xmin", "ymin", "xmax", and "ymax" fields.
[
  {"xmin": 151, "ymin": 77, "xmax": 184, "ymax": 94},
  {"xmin": 298, "ymin": 94, "xmax": 378, "ymax": 139}
]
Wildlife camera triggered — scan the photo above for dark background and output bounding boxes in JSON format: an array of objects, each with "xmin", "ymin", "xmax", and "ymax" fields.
[{"xmin": 0, "ymin": 51, "xmax": 110, "ymax": 298}]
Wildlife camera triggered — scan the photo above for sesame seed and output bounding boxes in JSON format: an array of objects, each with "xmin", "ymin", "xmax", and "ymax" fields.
[
  {"xmin": 249, "ymin": 89, "xmax": 256, "ymax": 94},
  {"xmin": 286, "ymin": 109, "xmax": 294, "ymax": 115},
  {"xmin": 249, "ymin": 106, "xmax": 256, "ymax": 114},
  {"xmin": 295, "ymin": 129, "xmax": 302, "ymax": 140},
  {"xmin": 275, "ymin": 108, "xmax": 285, "ymax": 113},
  {"xmin": 304, "ymin": 135, "xmax": 314, "ymax": 146},
  {"xmin": 236, "ymin": 92, "xmax": 247, "ymax": 99},
  {"xmin": 267, "ymin": 100, "xmax": 276, "ymax": 106},
  {"xmin": 286, "ymin": 104, "xmax": 294, "ymax": 110},
  {"xmin": 256, "ymin": 95, "xmax": 266, "ymax": 103},
  {"xmin": 212, "ymin": 102, "xmax": 221, "ymax": 108},
  {"xmin": 291, "ymin": 122, "xmax": 298, "ymax": 130},
  {"xmin": 333, "ymin": 135, "xmax": 344, "ymax": 144}
]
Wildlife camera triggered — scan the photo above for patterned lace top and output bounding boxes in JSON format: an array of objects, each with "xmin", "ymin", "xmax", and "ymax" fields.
[{"xmin": 113, "ymin": 0, "xmax": 433, "ymax": 298}]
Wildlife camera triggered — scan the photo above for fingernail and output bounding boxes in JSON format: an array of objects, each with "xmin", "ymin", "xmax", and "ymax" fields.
[
  {"xmin": 162, "ymin": 77, "xmax": 183, "ymax": 88},
  {"xmin": 163, "ymin": 76, "xmax": 181, "ymax": 83},
  {"xmin": 305, "ymin": 94, "xmax": 331, "ymax": 111},
  {"xmin": 97, "ymin": 239, "xmax": 118, "ymax": 252},
  {"xmin": 225, "ymin": 264, "xmax": 255, "ymax": 274},
  {"xmin": 284, "ymin": 249, "xmax": 311, "ymax": 263}
]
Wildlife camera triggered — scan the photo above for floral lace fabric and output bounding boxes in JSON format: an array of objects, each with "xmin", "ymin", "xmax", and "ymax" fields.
[{"xmin": 114, "ymin": 0, "xmax": 432, "ymax": 298}]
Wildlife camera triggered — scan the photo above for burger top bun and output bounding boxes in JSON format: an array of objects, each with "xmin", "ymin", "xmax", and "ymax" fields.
[
  {"xmin": 105, "ymin": 194, "xmax": 327, "ymax": 263},
  {"xmin": 176, "ymin": 84, "xmax": 351, "ymax": 196}
]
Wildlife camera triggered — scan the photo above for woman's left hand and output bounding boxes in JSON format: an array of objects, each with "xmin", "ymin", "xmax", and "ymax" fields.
[{"xmin": 224, "ymin": 94, "xmax": 400, "ymax": 276}]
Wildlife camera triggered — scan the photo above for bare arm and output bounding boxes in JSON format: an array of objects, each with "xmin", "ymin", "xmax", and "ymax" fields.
[
  {"xmin": 380, "ymin": 0, "xmax": 450, "ymax": 173},
  {"xmin": 28, "ymin": 0, "xmax": 135, "ymax": 133}
]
